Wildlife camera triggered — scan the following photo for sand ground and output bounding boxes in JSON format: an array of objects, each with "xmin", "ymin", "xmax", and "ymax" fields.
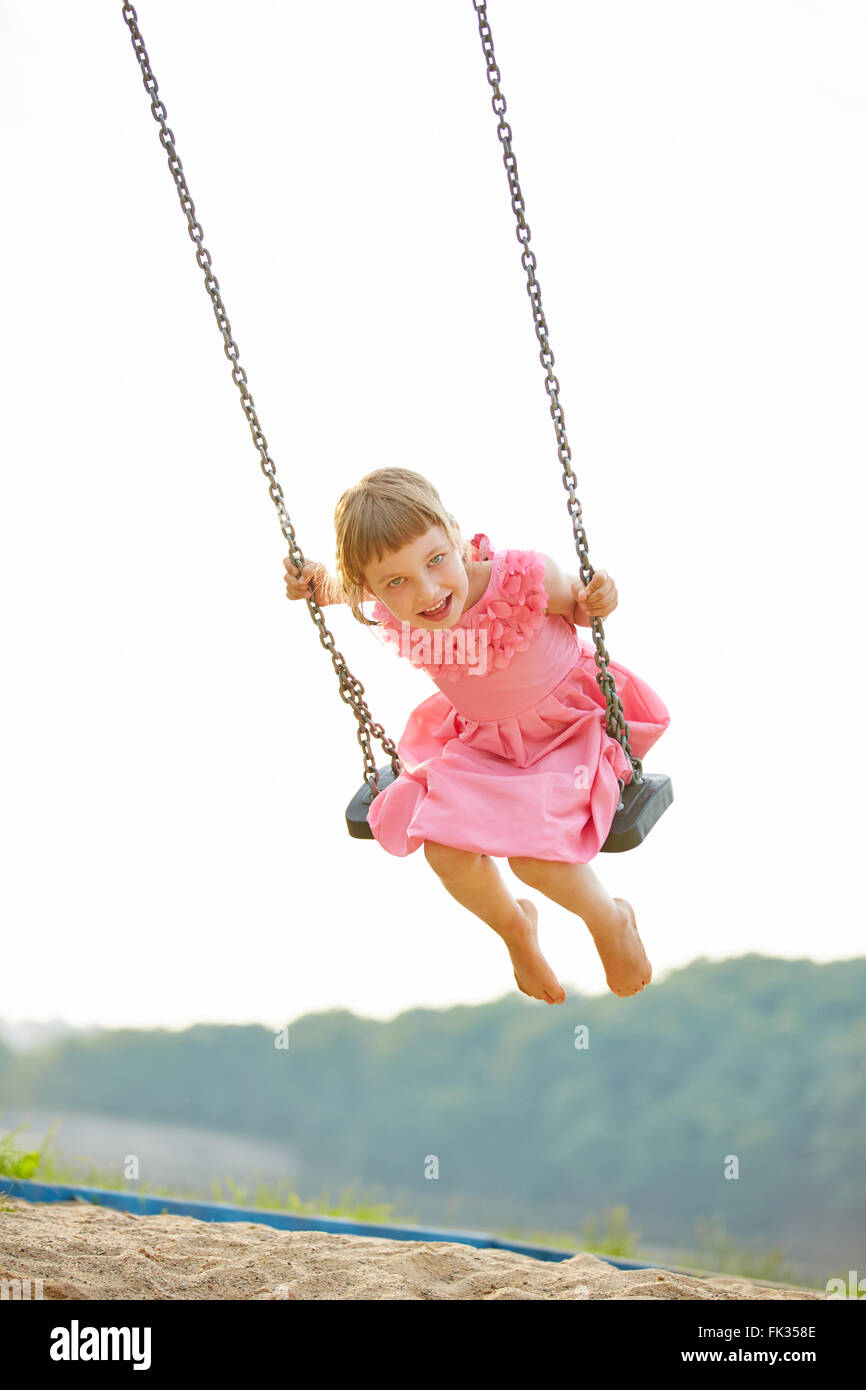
[{"xmin": 0, "ymin": 1197, "xmax": 824, "ymax": 1300}]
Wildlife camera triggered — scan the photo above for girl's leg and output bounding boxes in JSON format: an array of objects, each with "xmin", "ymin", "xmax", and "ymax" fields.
[
  {"xmin": 423, "ymin": 841, "xmax": 566, "ymax": 1004},
  {"xmin": 506, "ymin": 856, "xmax": 651, "ymax": 998}
]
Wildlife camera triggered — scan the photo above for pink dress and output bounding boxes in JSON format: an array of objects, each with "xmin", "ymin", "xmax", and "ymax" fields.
[{"xmin": 366, "ymin": 534, "xmax": 671, "ymax": 862}]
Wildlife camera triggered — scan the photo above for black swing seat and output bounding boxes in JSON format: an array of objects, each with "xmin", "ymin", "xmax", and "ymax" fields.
[
  {"xmin": 347, "ymin": 765, "xmax": 673, "ymax": 851},
  {"xmin": 601, "ymin": 771, "xmax": 673, "ymax": 853},
  {"xmin": 346, "ymin": 766, "xmax": 400, "ymax": 839}
]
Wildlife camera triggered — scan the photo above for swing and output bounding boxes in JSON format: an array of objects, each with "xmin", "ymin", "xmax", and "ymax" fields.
[{"xmin": 121, "ymin": 1, "xmax": 673, "ymax": 855}]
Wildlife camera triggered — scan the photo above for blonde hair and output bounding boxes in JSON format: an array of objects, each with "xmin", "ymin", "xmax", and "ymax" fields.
[{"xmin": 334, "ymin": 468, "xmax": 470, "ymax": 627}]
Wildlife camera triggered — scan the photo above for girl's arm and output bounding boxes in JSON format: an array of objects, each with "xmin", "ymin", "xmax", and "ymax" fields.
[{"xmin": 540, "ymin": 553, "xmax": 618, "ymax": 627}]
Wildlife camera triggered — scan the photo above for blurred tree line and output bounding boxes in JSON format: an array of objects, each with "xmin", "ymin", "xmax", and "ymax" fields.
[{"xmin": 1, "ymin": 953, "xmax": 863, "ymax": 1269}]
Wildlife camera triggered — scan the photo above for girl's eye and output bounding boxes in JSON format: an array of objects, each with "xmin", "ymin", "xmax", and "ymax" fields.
[{"xmin": 387, "ymin": 555, "xmax": 444, "ymax": 587}]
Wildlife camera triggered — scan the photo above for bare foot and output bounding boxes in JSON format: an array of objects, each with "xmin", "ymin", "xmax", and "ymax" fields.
[
  {"xmin": 502, "ymin": 898, "xmax": 567, "ymax": 1005},
  {"xmin": 596, "ymin": 897, "xmax": 652, "ymax": 998}
]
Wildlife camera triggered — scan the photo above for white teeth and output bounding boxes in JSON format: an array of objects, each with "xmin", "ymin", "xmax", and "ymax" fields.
[{"xmin": 422, "ymin": 595, "xmax": 448, "ymax": 616}]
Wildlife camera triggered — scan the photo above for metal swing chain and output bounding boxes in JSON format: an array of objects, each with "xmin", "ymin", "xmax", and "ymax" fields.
[
  {"xmin": 120, "ymin": 2, "xmax": 400, "ymax": 797},
  {"xmin": 472, "ymin": 1, "xmax": 643, "ymax": 795}
]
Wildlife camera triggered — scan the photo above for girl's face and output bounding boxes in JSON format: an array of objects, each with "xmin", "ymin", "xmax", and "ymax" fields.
[{"xmin": 363, "ymin": 524, "xmax": 470, "ymax": 627}]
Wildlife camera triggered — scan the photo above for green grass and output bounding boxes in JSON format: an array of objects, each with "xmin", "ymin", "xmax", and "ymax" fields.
[
  {"xmin": 490, "ymin": 1202, "xmax": 808, "ymax": 1286},
  {"xmin": 0, "ymin": 1121, "xmax": 398, "ymax": 1221},
  {"xmin": 495, "ymin": 1200, "xmax": 638, "ymax": 1255},
  {"xmin": 0, "ymin": 1123, "xmax": 816, "ymax": 1288},
  {"xmin": 673, "ymin": 1212, "xmax": 802, "ymax": 1285}
]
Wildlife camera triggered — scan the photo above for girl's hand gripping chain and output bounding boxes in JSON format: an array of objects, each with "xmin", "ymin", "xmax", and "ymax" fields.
[
  {"xmin": 283, "ymin": 556, "xmax": 338, "ymax": 607},
  {"xmin": 571, "ymin": 570, "xmax": 618, "ymax": 626}
]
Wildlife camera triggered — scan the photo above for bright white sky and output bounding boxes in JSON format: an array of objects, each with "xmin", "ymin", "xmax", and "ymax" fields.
[{"xmin": 2, "ymin": 1, "xmax": 863, "ymax": 1033}]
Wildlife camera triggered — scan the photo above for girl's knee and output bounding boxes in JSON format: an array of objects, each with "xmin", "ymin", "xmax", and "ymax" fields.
[
  {"xmin": 424, "ymin": 840, "xmax": 477, "ymax": 877},
  {"xmin": 508, "ymin": 855, "xmax": 541, "ymax": 884}
]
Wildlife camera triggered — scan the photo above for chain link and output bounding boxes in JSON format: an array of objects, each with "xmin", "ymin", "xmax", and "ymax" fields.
[
  {"xmin": 472, "ymin": 1, "xmax": 643, "ymax": 793},
  {"xmin": 120, "ymin": 2, "xmax": 400, "ymax": 795}
]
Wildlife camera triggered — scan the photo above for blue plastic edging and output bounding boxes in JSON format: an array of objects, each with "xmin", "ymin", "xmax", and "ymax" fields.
[{"xmin": 0, "ymin": 1176, "xmax": 688, "ymax": 1274}]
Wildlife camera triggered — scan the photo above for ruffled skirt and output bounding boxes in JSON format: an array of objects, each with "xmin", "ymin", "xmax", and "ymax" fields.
[{"xmin": 367, "ymin": 650, "xmax": 671, "ymax": 862}]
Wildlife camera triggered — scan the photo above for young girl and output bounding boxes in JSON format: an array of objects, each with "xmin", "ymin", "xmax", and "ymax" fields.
[{"xmin": 284, "ymin": 469, "xmax": 671, "ymax": 1006}]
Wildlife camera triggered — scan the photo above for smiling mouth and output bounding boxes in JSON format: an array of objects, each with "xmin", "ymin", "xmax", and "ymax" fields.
[{"xmin": 419, "ymin": 593, "xmax": 452, "ymax": 619}]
